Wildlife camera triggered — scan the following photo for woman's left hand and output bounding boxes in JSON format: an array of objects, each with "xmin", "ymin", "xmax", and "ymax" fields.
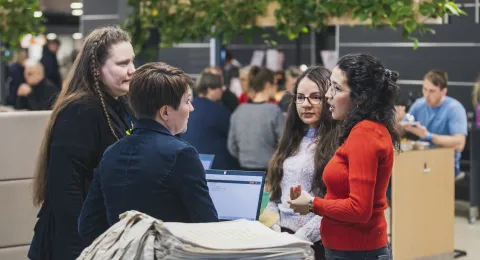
[{"xmin": 287, "ymin": 190, "xmax": 314, "ymax": 215}]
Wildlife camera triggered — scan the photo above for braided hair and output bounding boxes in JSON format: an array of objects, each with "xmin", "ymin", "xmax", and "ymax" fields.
[
  {"xmin": 89, "ymin": 31, "xmax": 119, "ymax": 140},
  {"xmin": 33, "ymin": 26, "xmax": 131, "ymax": 206}
]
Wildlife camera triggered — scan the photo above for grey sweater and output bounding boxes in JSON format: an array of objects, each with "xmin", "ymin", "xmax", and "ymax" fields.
[{"xmin": 227, "ymin": 102, "xmax": 285, "ymax": 169}]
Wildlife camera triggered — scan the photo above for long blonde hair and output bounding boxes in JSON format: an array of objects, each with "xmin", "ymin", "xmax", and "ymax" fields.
[{"xmin": 32, "ymin": 26, "xmax": 131, "ymax": 207}]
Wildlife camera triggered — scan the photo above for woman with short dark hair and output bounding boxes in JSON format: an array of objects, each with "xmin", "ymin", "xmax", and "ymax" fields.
[{"xmin": 78, "ymin": 62, "xmax": 218, "ymax": 245}]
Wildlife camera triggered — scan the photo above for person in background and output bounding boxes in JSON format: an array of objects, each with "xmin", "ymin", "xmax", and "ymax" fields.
[
  {"xmin": 226, "ymin": 66, "xmax": 243, "ymax": 98},
  {"xmin": 6, "ymin": 49, "xmax": 28, "ymax": 106},
  {"xmin": 238, "ymin": 66, "xmax": 253, "ymax": 104},
  {"xmin": 265, "ymin": 66, "xmax": 340, "ymax": 260},
  {"xmin": 79, "ymin": 62, "xmax": 218, "ymax": 244},
  {"xmin": 15, "ymin": 61, "xmax": 59, "ymax": 110},
  {"xmin": 41, "ymin": 39, "xmax": 62, "ymax": 89},
  {"xmin": 29, "ymin": 26, "xmax": 135, "ymax": 260},
  {"xmin": 182, "ymin": 72, "xmax": 239, "ymax": 170},
  {"xmin": 228, "ymin": 67, "xmax": 284, "ymax": 172},
  {"xmin": 401, "ymin": 70, "xmax": 467, "ymax": 180},
  {"xmin": 288, "ymin": 53, "xmax": 399, "ymax": 260},
  {"xmin": 277, "ymin": 66, "xmax": 302, "ymax": 112},
  {"xmin": 202, "ymin": 66, "xmax": 239, "ymax": 112},
  {"xmin": 472, "ymin": 74, "xmax": 480, "ymax": 108}
]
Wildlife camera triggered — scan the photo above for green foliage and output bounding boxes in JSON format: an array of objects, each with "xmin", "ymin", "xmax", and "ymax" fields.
[
  {"xmin": 124, "ymin": 0, "xmax": 466, "ymax": 58},
  {"xmin": 0, "ymin": 0, "xmax": 45, "ymax": 58}
]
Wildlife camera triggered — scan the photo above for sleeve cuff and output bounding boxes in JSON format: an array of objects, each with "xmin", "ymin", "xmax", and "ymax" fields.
[{"xmin": 312, "ymin": 196, "xmax": 325, "ymax": 216}]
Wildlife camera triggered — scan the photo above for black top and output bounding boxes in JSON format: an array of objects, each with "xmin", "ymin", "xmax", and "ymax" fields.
[
  {"xmin": 6, "ymin": 62, "xmax": 25, "ymax": 106},
  {"xmin": 40, "ymin": 46, "xmax": 62, "ymax": 89},
  {"xmin": 28, "ymin": 94, "xmax": 134, "ymax": 260},
  {"xmin": 221, "ymin": 88, "xmax": 239, "ymax": 112}
]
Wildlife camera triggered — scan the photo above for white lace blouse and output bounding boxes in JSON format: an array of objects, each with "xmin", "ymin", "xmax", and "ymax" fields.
[{"xmin": 264, "ymin": 128, "xmax": 321, "ymax": 243}]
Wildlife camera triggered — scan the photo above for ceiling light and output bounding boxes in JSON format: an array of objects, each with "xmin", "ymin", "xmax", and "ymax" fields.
[
  {"xmin": 46, "ymin": 33, "xmax": 57, "ymax": 40},
  {"xmin": 72, "ymin": 33, "xmax": 83, "ymax": 40},
  {"xmin": 33, "ymin": 11, "xmax": 42, "ymax": 18},
  {"xmin": 72, "ymin": 9, "xmax": 83, "ymax": 16},
  {"xmin": 70, "ymin": 2, "xmax": 83, "ymax": 9}
]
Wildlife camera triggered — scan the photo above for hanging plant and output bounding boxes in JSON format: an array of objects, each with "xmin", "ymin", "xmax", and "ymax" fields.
[
  {"xmin": 0, "ymin": 0, "xmax": 45, "ymax": 59},
  {"xmin": 124, "ymin": 0, "xmax": 465, "ymax": 59},
  {"xmin": 272, "ymin": 0, "xmax": 466, "ymax": 49}
]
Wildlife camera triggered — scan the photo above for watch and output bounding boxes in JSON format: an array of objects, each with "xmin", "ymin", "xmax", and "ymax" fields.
[
  {"xmin": 308, "ymin": 198, "xmax": 314, "ymax": 213},
  {"xmin": 425, "ymin": 132, "xmax": 433, "ymax": 141}
]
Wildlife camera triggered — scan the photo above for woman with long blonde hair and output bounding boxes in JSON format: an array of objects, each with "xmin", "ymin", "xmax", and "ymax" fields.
[{"xmin": 29, "ymin": 26, "xmax": 136, "ymax": 260}]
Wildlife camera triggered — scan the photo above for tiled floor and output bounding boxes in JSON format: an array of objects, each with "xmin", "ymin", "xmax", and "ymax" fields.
[
  {"xmin": 453, "ymin": 216, "xmax": 480, "ymax": 260},
  {"xmin": 385, "ymin": 206, "xmax": 480, "ymax": 260}
]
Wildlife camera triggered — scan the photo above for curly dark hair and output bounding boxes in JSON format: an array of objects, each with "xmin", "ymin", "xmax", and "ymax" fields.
[
  {"xmin": 267, "ymin": 66, "xmax": 341, "ymax": 201},
  {"xmin": 336, "ymin": 53, "xmax": 401, "ymax": 152}
]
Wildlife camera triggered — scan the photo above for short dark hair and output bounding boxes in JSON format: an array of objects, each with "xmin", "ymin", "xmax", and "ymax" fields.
[
  {"xmin": 248, "ymin": 66, "xmax": 275, "ymax": 93},
  {"xmin": 196, "ymin": 72, "xmax": 223, "ymax": 95},
  {"xmin": 424, "ymin": 70, "xmax": 448, "ymax": 89},
  {"xmin": 129, "ymin": 62, "xmax": 193, "ymax": 119}
]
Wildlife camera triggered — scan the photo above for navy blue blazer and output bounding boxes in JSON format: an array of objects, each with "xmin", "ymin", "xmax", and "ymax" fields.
[{"xmin": 78, "ymin": 119, "xmax": 218, "ymax": 244}]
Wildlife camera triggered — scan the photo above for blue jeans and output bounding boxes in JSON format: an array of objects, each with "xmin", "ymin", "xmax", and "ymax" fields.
[{"xmin": 324, "ymin": 244, "xmax": 392, "ymax": 260}]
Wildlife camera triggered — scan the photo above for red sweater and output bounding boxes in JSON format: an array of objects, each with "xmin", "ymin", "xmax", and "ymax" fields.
[{"xmin": 313, "ymin": 120, "xmax": 394, "ymax": 251}]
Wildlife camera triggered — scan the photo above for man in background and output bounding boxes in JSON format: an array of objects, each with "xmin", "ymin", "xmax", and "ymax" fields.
[
  {"xmin": 41, "ymin": 39, "xmax": 62, "ymax": 89},
  {"xmin": 15, "ymin": 61, "xmax": 59, "ymax": 110},
  {"xmin": 401, "ymin": 70, "xmax": 468, "ymax": 180}
]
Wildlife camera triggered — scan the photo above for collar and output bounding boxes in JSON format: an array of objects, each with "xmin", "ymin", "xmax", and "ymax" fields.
[
  {"xmin": 132, "ymin": 118, "xmax": 171, "ymax": 136},
  {"xmin": 305, "ymin": 127, "xmax": 316, "ymax": 139},
  {"xmin": 103, "ymin": 92, "xmax": 123, "ymax": 112}
]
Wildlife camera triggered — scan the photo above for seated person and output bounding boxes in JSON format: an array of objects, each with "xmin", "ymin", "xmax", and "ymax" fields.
[
  {"xmin": 15, "ymin": 60, "xmax": 59, "ymax": 110},
  {"xmin": 78, "ymin": 62, "xmax": 218, "ymax": 244},
  {"xmin": 400, "ymin": 70, "xmax": 467, "ymax": 179},
  {"xmin": 182, "ymin": 72, "xmax": 239, "ymax": 170}
]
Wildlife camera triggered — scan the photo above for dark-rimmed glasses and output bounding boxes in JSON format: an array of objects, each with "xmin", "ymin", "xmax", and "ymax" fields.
[{"xmin": 293, "ymin": 94, "xmax": 324, "ymax": 104}]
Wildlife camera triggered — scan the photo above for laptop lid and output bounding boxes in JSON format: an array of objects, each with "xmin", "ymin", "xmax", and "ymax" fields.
[
  {"xmin": 199, "ymin": 154, "xmax": 215, "ymax": 170},
  {"xmin": 206, "ymin": 170, "xmax": 265, "ymax": 221}
]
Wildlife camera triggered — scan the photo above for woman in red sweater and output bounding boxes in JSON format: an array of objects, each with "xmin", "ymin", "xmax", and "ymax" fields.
[{"xmin": 288, "ymin": 53, "xmax": 401, "ymax": 260}]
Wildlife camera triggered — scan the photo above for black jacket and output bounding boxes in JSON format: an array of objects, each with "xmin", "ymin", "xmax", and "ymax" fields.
[
  {"xmin": 78, "ymin": 119, "xmax": 218, "ymax": 244},
  {"xmin": 40, "ymin": 46, "xmax": 62, "ymax": 89},
  {"xmin": 28, "ymin": 94, "xmax": 134, "ymax": 260}
]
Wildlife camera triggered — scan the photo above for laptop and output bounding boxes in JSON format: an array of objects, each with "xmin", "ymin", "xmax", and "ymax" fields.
[
  {"xmin": 199, "ymin": 154, "xmax": 215, "ymax": 170},
  {"xmin": 205, "ymin": 169, "xmax": 266, "ymax": 221}
]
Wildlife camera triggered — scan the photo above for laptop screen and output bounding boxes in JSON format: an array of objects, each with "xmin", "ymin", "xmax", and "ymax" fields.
[
  {"xmin": 206, "ymin": 170, "xmax": 265, "ymax": 221},
  {"xmin": 199, "ymin": 154, "xmax": 215, "ymax": 170}
]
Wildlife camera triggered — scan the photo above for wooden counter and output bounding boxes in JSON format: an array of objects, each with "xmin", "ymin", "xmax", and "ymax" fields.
[{"xmin": 392, "ymin": 148, "xmax": 455, "ymax": 260}]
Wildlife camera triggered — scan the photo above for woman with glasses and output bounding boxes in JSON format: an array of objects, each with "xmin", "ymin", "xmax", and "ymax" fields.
[
  {"xmin": 288, "ymin": 53, "xmax": 400, "ymax": 260},
  {"xmin": 264, "ymin": 66, "xmax": 340, "ymax": 260}
]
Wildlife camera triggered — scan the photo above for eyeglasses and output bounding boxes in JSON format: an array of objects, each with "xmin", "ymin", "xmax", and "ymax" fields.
[
  {"xmin": 327, "ymin": 85, "xmax": 349, "ymax": 98},
  {"xmin": 293, "ymin": 94, "xmax": 324, "ymax": 105}
]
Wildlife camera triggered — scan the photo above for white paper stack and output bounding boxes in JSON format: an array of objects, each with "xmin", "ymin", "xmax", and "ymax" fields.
[{"xmin": 77, "ymin": 211, "xmax": 314, "ymax": 260}]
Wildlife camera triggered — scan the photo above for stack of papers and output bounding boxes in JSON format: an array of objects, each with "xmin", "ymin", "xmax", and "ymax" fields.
[{"xmin": 77, "ymin": 211, "xmax": 314, "ymax": 260}]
